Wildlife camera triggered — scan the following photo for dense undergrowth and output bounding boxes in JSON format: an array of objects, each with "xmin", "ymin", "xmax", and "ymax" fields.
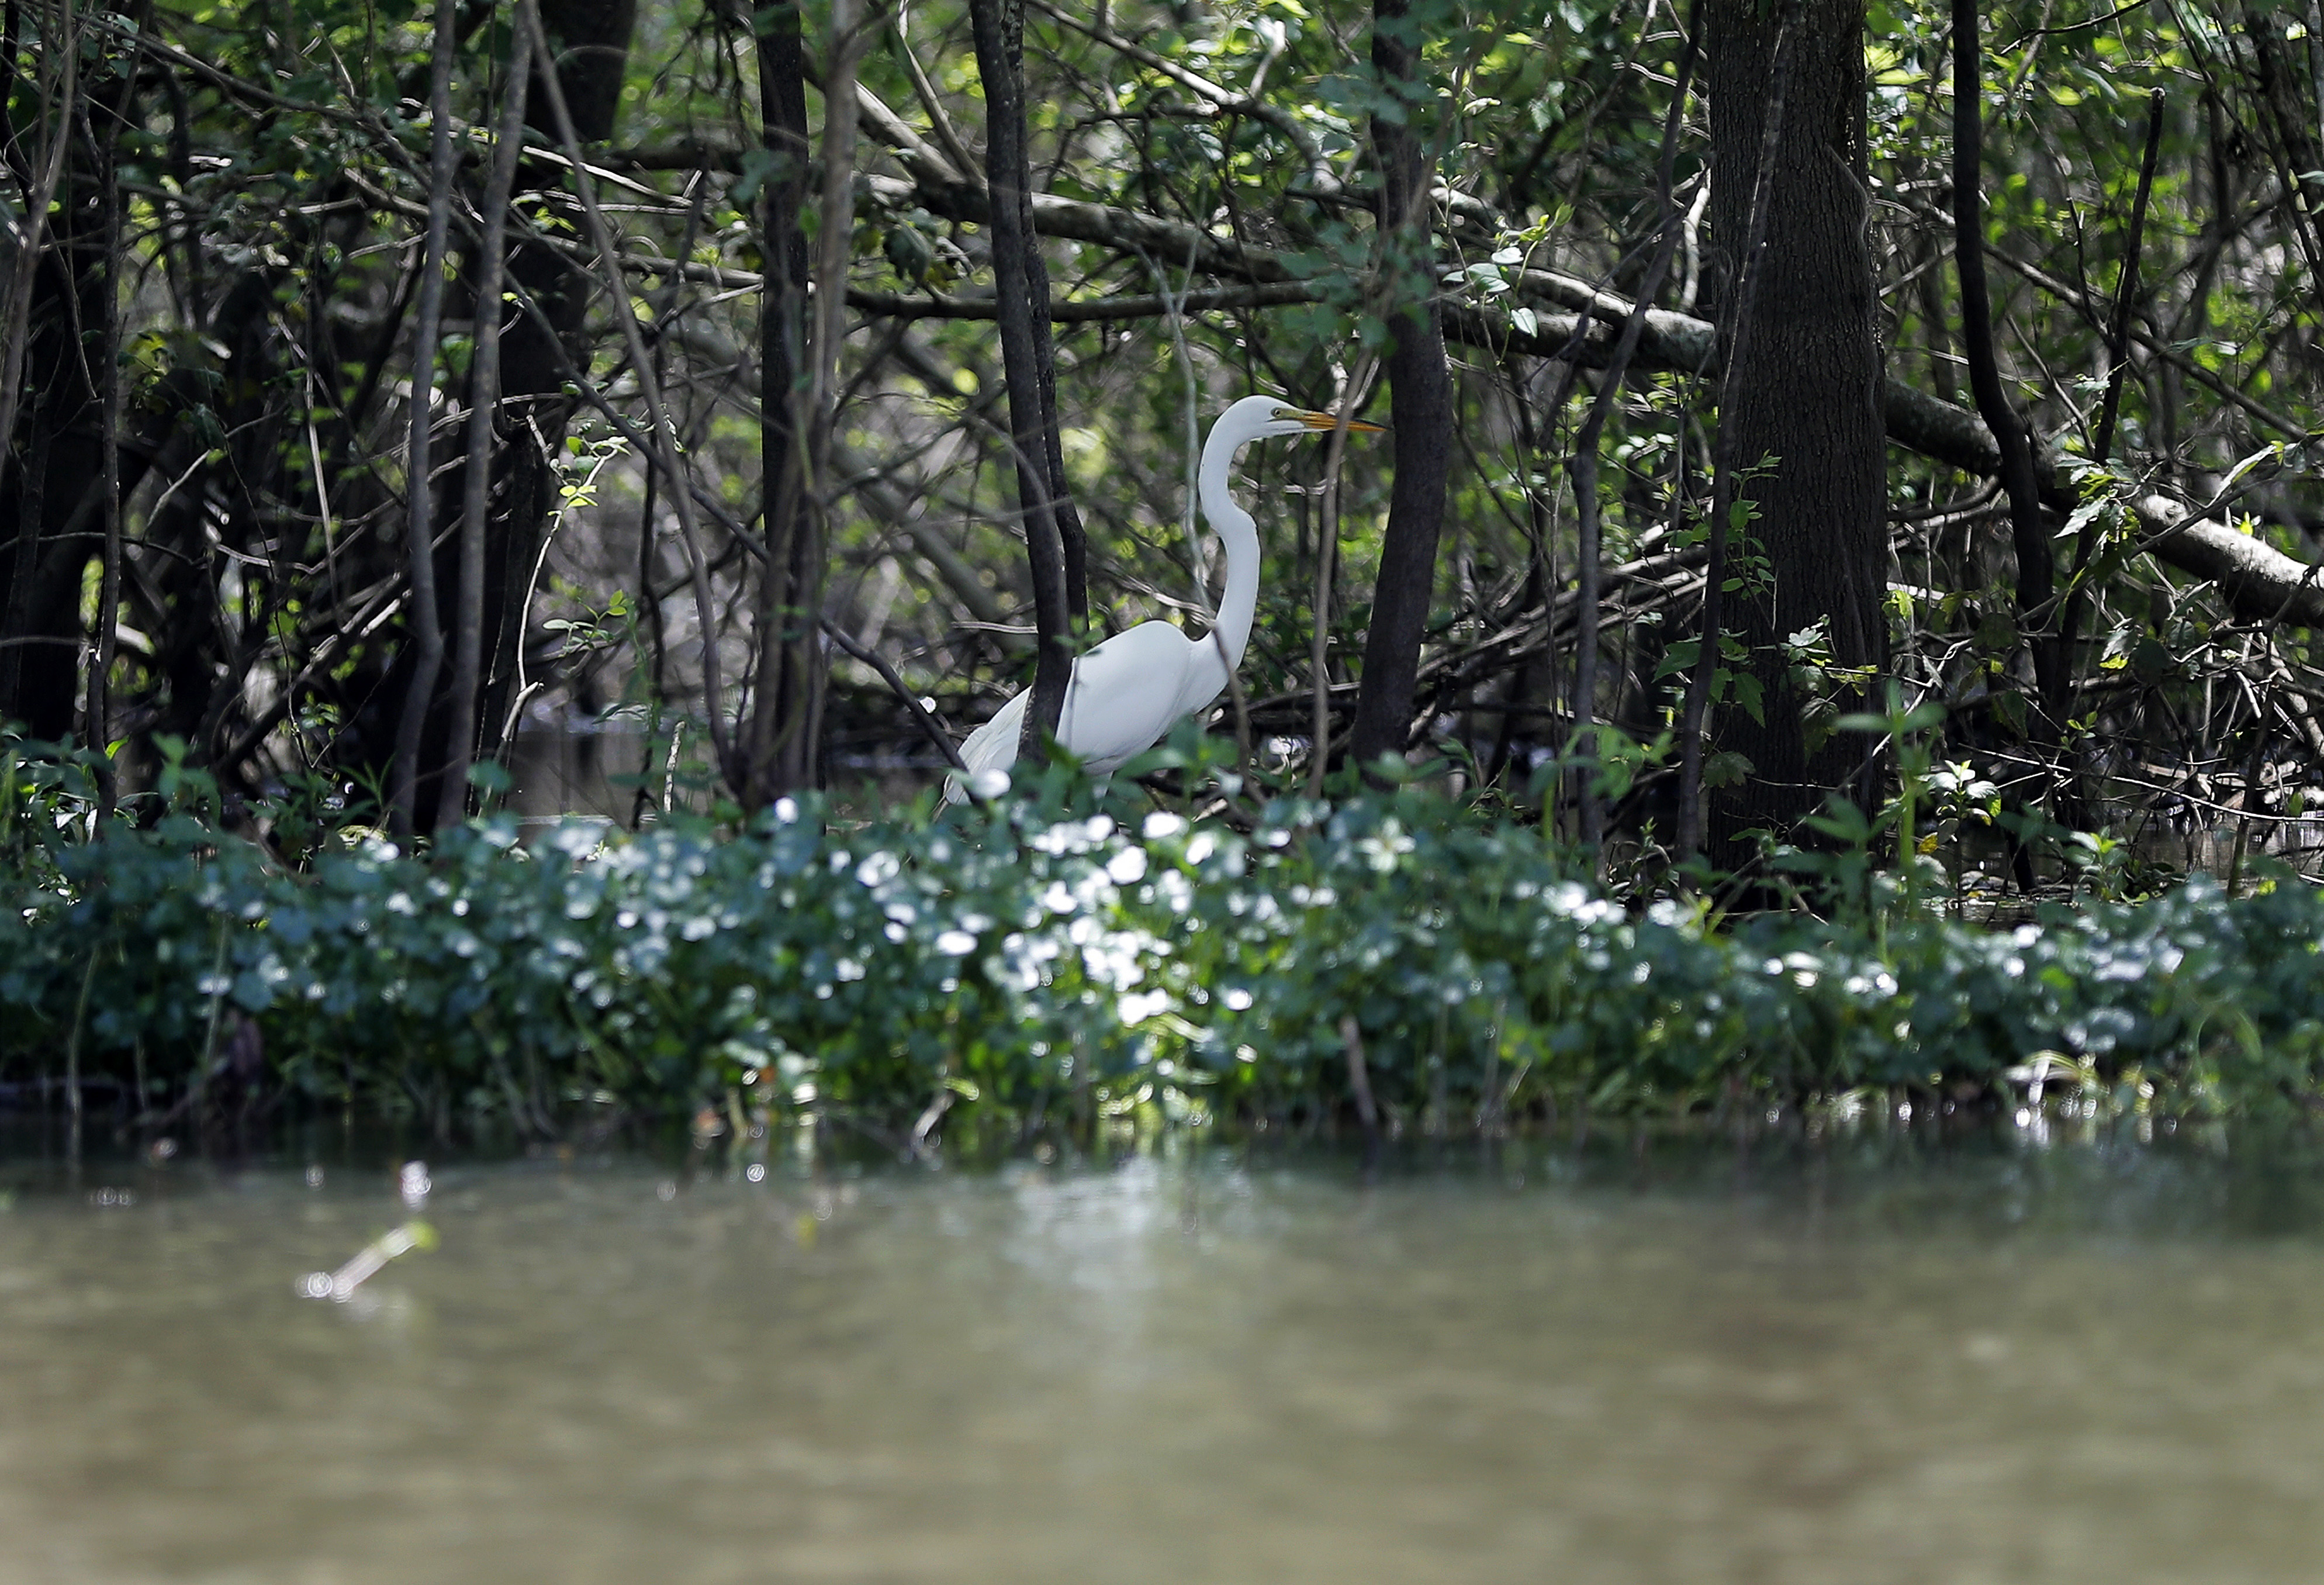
[{"xmin": 6, "ymin": 737, "xmax": 2324, "ymax": 1139}]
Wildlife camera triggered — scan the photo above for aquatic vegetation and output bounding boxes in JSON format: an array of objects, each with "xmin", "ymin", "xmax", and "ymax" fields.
[{"xmin": 4, "ymin": 778, "xmax": 2323, "ymax": 1137}]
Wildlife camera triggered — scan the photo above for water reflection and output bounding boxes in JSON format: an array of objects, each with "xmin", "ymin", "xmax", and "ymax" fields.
[{"xmin": 2, "ymin": 1134, "xmax": 2323, "ymax": 1582}]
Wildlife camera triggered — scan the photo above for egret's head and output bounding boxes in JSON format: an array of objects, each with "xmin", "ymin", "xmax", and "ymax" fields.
[
  {"xmin": 1271, "ymin": 404, "xmax": 1388, "ymax": 438},
  {"xmin": 1216, "ymin": 392, "xmax": 1388, "ymax": 445}
]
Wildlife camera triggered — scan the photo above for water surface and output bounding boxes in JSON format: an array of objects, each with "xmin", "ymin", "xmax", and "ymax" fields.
[{"xmin": 4, "ymin": 1133, "xmax": 2324, "ymax": 1583}]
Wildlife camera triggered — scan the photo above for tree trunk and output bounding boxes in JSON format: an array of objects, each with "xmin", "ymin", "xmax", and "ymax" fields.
[
  {"xmin": 355, "ymin": 0, "xmax": 639, "ymax": 825},
  {"xmin": 434, "ymin": 16, "xmax": 534, "ymax": 830},
  {"xmin": 1348, "ymin": 0, "xmax": 1455, "ymax": 776},
  {"xmin": 743, "ymin": 1, "xmax": 818, "ymax": 803},
  {"xmin": 0, "ymin": 32, "xmax": 115, "ymax": 742},
  {"xmin": 1952, "ymin": 0, "xmax": 2059, "ymax": 731},
  {"xmin": 388, "ymin": 0, "xmax": 461, "ymax": 840},
  {"xmin": 967, "ymin": 0, "xmax": 1086, "ymax": 753},
  {"xmin": 1703, "ymin": 0, "xmax": 1886, "ymax": 858},
  {"xmin": 468, "ymin": 0, "xmax": 639, "ymax": 781}
]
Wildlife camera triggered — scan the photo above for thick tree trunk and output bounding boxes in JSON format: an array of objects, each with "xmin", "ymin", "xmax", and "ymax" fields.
[
  {"xmin": 1348, "ymin": 0, "xmax": 1455, "ymax": 776},
  {"xmin": 967, "ymin": 0, "xmax": 1086, "ymax": 753},
  {"xmin": 1703, "ymin": 0, "xmax": 1886, "ymax": 857},
  {"xmin": 743, "ymin": 2, "xmax": 818, "ymax": 803}
]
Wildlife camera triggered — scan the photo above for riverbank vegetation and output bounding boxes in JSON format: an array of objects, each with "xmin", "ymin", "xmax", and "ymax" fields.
[
  {"xmin": 9, "ymin": 2, "xmax": 2324, "ymax": 1137},
  {"xmin": 8, "ymin": 727, "xmax": 2324, "ymax": 1140}
]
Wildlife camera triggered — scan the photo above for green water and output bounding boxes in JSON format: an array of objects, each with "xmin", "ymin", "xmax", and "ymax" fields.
[{"xmin": 5, "ymin": 1131, "xmax": 2324, "ymax": 1583}]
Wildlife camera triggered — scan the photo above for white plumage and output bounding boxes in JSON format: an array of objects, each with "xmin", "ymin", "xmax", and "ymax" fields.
[{"xmin": 945, "ymin": 395, "xmax": 1381, "ymax": 802}]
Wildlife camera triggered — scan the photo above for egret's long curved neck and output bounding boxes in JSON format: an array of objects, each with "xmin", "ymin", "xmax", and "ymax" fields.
[{"xmin": 1197, "ymin": 421, "xmax": 1263, "ymax": 673}]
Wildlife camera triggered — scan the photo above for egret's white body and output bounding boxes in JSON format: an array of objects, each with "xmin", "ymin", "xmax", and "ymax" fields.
[{"xmin": 946, "ymin": 396, "xmax": 1378, "ymax": 802}]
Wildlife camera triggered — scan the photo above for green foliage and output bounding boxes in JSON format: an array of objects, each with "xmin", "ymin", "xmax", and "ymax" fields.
[{"xmin": 8, "ymin": 762, "xmax": 2324, "ymax": 1134}]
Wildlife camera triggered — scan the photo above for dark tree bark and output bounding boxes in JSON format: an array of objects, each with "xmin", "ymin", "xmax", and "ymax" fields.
[
  {"xmin": 0, "ymin": 33, "xmax": 114, "ymax": 741},
  {"xmin": 388, "ymin": 0, "xmax": 461, "ymax": 840},
  {"xmin": 1680, "ymin": 3, "xmax": 1791, "ymax": 866},
  {"xmin": 1348, "ymin": 0, "xmax": 1455, "ymax": 776},
  {"xmin": 967, "ymin": 0, "xmax": 1088, "ymax": 753},
  {"xmin": 435, "ymin": 17, "xmax": 534, "ymax": 829},
  {"xmin": 1702, "ymin": 0, "xmax": 1887, "ymax": 858},
  {"xmin": 364, "ymin": 0, "xmax": 638, "ymax": 827},
  {"xmin": 742, "ymin": 1, "xmax": 819, "ymax": 803},
  {"xmin": 1577, "ymin": 1, "xmax": 1701, "ymax": 849},
  {"xmin": 469, "ymin": 0, "xmax": 639, "ymax": 778},
  {"xmin": 344, "ymin": 0, "xmax": 637, "ymax": 827},
  {"xmin": 85, "ymin": 19, "xmax": 141, "ymax": 820},
  {"xmin": 1952, "ymin": 0, "xmax": 2059, "ymax": 730}
]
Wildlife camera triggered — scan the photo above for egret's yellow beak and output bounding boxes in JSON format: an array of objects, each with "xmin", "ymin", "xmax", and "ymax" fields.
[{"xmin": 1296, "ymin": 409, "xmax": 1388, "ymax": 433}]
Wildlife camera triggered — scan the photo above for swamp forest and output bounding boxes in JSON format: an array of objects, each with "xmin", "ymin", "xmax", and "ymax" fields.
[{"xmin": 5, "ymin": 0, "xmax": 2324, "ymax": 1135}]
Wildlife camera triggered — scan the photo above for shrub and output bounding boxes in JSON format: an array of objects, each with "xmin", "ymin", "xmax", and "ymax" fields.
[{"xmin": 5, "ymin": 778, "xmax": 2323, "ymax": 1135}]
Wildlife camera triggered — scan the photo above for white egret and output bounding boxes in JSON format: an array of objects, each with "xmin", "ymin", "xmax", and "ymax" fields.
[{"xmin": 945, "ymin": 396, "xmax": 1384, "ymax": 802}]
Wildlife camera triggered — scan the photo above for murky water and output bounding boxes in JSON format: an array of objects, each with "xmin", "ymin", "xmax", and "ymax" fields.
[{"xmin": 6, "ymin": 1132, "xmax": 2324, "ymax": 1583}]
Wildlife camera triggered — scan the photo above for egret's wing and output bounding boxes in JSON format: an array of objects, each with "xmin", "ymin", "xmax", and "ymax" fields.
[
  {"xmin": 943, "ymin": 687, "xmax": 1030, "ymax": 804},
  {"xmin": 945, "ymin": 622, "xmax": 1206, "ymax": 800},
  {"xmin": 1059, "ymin": 621, "xmax": 1206, "ymax": 774}
]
